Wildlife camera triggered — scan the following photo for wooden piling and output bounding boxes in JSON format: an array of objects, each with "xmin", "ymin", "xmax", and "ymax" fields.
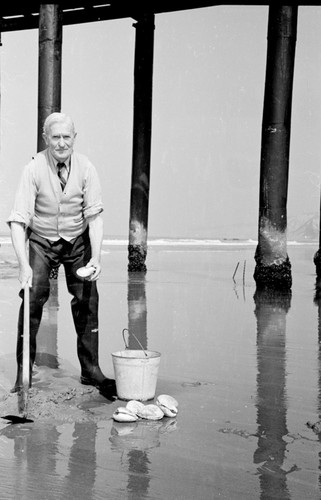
[
  {"xmin": 254, "ymin": 6, "xmax": 298, "ymax": 289},
  {"xmin": 128, "ymin": 14, "xmax": 155, "ymax": 273},
  {"xmin": 313, "ymin": 195, "xmax": 321, "ymax": 276},
  {"xmin": 37, "ymin": 4, "xmax": 62, "ymax": 152},
  {"xmin": 36, "ymin": 5, "xmax": 62, "ymax": 365}
]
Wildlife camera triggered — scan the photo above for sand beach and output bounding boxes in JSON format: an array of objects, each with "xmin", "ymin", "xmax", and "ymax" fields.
[{"xmin": 0, "ymin": 238, "xmax": 320, "ymax": 499}]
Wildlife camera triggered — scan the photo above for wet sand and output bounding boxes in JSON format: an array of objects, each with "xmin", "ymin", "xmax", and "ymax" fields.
[{"xmin": 0, "ymin": 240, "xmax": 321, "ymax": 499}]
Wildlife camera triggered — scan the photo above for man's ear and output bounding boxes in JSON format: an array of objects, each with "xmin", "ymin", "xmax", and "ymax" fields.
[{"xmin": 42, "ymin": 133, "xmax": 48, "ymax": 145}]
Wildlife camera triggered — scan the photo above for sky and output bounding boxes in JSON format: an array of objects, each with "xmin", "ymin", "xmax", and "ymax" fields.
[{"xmin": 1, "ymin": 5, "xmax": 321, "ymax": 239}]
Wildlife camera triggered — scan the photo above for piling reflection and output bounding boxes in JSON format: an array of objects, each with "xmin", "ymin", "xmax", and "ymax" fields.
[
  {"xmin": 109, "ymin": 418, "xmax": 177, "ymax": 499},
  {"xmin": 127, "ymin": 272, "xmax": 147, "ymax": 349},
  {"xmin": 313, "ymin": 278, "xmax": 321, "ymax": 491},
  {"xmin": 35, "ymin": 279, "xmax": 59, "ymax": 369},
  {"xmin": 111, "ymin": 272, "xmax": 151, "ymax": 497},
  {"xmin": 60, "ymin": 422, "xmax": 97, "ymax": 498},
  {"xmin": 313, "ymin": 278, "xmax": 321, "ymax": 342},
  {"xmin": 108, "ymin": 272, "xmax": 177, "ymax": 498},
  {"xmin": 253, "ymin": 287, "xmax": 292, "ymax": 499}
]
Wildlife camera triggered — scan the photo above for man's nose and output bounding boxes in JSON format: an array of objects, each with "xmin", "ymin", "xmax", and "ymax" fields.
[{"xmin": 58, "ymin": 136, "xmax": 65, "ymax": 146}]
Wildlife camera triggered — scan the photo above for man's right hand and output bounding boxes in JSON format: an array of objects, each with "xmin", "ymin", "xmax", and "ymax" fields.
[
  {"xmin": 10, "ymin": 222, "xmax": 32, "ymax": 289},
  {"xmin": 19, "ymin": 264, "xmax": 33, "ymax": 289}
]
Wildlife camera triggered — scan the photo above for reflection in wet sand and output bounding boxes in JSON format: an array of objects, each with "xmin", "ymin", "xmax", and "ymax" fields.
[
  {"xmin": 0, "ymin": 415, "xmax": 177, "ymax": 500},
  {"xmin": 0, "ymin": 423, "xmax": 60, "ymax": 499},
  {"xmin": 2, "ymin": 244, "xmax": 321, "ymax": 498},
  {"xmin": 253, "ymin": 288, "xmax": 292, "ymax": 499},
  {"xmin": 35, "ymin": 279, "xmax": 59, "ymax": 370},
  {"xmin": 313, "ymin": 279, "xmax": 321, "ymax": 494},
  {"xmin": 0, "ymin": 421, "xmax": 99, "ymax": 499},
  {"xmin": 60, "ymin": 422, "xmax": 97, "ymax": 498},
  {"xmin": 127, "ymin": 272, "xmax": 147, "ymax": 350},
  {"xmin": 108, "ymin": 271, "xmax": 166, "ymax": 498},
  {"xmin": 110, "ymin": 418, "xmax": 177, "ymax": 499}
]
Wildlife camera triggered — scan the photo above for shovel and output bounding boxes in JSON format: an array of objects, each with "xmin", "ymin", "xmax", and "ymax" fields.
[{"xmin": 2, "ymin": 284, "xmax": 33, "ymax": 424}]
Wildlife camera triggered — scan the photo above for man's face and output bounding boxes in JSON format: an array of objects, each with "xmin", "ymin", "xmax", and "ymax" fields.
[{"xmin": 43, "ymin": 121, "xmax": 77, "ymax": 163}]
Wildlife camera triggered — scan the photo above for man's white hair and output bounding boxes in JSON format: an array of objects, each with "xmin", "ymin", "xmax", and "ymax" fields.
[{"xmin": 43, "ymin": 112, "xmax": 76, "ymax": 136}]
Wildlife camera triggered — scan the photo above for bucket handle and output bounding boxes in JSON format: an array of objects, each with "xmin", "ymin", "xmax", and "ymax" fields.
[{"xmin": 122, "ymin": 328, "xmax": 148, "ymax": 357}]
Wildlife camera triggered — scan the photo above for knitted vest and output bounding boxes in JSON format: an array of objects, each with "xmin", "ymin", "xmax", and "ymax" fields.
[{"xmin": 30, "ymin": 150, "xmax": 91, "ymax": 240}]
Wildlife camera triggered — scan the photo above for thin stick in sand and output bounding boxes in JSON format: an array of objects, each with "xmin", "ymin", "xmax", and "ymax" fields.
[{"xmin": 232, "ymin": 262, "xmax": 240, "ymax": 282}]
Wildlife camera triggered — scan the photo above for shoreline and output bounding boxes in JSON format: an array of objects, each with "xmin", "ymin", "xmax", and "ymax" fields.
[{"xmin": 0, "ymin": 235, "xmax": 318, "ymax": 246}]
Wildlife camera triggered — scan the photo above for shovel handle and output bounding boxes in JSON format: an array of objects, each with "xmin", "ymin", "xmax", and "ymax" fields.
[
  {"xmin": 122, "ymin": 328, "xmax": 148, "ymax": 357},
  {"xmin": 22, "ymin": 285, "xmax": 30, "ymax": 388}
]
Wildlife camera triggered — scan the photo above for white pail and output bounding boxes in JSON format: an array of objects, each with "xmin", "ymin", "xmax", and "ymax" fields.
[
  {"xmin": 111, "ymin": 329, "xmax": 161, "ymax": 401},
  {"xmin": 112, "ymin": 349, "xmax": 161, "ymax": 401}
]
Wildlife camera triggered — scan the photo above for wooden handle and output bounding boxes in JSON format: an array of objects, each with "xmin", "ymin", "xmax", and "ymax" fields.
[{"xmin": 22, "ymin": 285, "xmax": 30, "ymax": 389}]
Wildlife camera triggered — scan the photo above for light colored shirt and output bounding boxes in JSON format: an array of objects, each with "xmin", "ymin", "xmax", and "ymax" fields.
[{"xmin": 7, "ymin": 149, "xmax": 103, "ymax": 242}]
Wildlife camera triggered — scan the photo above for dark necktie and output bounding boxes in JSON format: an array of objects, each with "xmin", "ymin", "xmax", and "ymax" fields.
[{"xmin": 57, "ymin": 162, "xmax": 67, "ymax": 190}]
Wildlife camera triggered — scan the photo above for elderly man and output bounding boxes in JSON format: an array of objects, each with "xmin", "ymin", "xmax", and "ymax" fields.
[{"xmin": 7, "ymin": 112, "xmax": 116, "ymax": 398}]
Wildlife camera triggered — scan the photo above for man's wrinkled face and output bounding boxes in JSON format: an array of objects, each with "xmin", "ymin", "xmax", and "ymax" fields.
[{"xmin": 43, "ymin": 121, "xmax": 77, "ymax": 163}]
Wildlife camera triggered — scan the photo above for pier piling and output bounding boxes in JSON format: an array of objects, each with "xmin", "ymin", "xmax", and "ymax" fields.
[{"xmin": 254, "ymin": 6, "xmax": 297, "ymax": 289}]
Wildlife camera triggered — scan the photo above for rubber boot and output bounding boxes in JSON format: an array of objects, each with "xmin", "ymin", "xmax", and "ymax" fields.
[{"xmin": 77, "ymin": 329, "xmax": 116, "ymax": 399}]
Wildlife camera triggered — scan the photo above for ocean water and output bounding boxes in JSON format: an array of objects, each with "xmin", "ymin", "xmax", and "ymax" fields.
[{"xmin": 0, "ymin": 238, "xmax": 321, "ymax": 499}]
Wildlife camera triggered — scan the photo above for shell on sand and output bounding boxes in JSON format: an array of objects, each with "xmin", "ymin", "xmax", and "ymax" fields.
[
  {"xmin": 137, "ymin": 404, "xmax": 164, "ymax": 420},
  {"xmin": 112, "ymin": 407, "xmax": 138, "ymax": 422},
  {"xmin": 126, "ymin": 400, "xmax": 145, "ymax": 415},
  {"xmin": 156, "ymin": 394, "xmax": 178, "ymax": 417}
]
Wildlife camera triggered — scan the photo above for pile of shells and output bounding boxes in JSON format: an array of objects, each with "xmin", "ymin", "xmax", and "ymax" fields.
[{"xmin": 112, "ymin": 394, "xmax": 178, "ymax": 422}]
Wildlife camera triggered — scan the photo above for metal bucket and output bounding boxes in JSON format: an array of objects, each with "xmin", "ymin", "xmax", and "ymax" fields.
[{"xmin": 111, "ymin": 329, "xmax": 161, "ymax": 401}]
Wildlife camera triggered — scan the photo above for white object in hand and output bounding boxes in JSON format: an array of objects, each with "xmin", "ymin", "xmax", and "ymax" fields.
[{"xmin": 76, "ymin": 266, "xmax": 96, "ymax": 278}]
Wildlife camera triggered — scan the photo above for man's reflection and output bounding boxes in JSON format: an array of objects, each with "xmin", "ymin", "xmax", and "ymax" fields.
[
  {"xmin": 0, "ymin": 420, "xmax": 98, "ymax": 499},
  {"xmin": 0, "ymin": 423, "xmax": 60, "ymax": 498}
]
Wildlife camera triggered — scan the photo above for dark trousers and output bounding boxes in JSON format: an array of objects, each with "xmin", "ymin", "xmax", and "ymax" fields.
[{"xmin": 15, "ymin": 229, "xmax": 103, "ymax": 385}]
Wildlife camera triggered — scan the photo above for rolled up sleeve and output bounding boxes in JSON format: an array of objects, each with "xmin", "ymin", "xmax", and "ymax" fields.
[
  {"xmin": 83, "ymin": 163, "xmax": 104, "ymax": 219},
  {"xmin": 6, "ymin": 162, "xmax": 37, "ymax": 228}
]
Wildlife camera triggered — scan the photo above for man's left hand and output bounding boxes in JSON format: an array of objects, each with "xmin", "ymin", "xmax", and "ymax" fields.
[{"xmin": 86, "ymin": 260, "xmax": 101, "ymax": 281}]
